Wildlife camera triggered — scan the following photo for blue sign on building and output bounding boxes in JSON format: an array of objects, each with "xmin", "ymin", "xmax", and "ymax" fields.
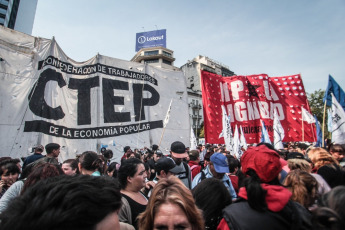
[{"xmin": 135, "ymin": 29, "xmax": 166, "ymax": 52}]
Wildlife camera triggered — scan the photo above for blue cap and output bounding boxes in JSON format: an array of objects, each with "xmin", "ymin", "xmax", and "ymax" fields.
[{"xmin": 210, "ymin": 153, "xmax": 229, "ymax": 173}]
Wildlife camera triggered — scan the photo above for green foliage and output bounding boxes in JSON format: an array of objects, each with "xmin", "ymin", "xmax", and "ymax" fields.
[
  {"xmin": 199, "ymin": 122, "xmax": 204, "ymax": 138},
  {"xmin": 307, "ymin": 89, "xmax": 330, "ymax": 138}
]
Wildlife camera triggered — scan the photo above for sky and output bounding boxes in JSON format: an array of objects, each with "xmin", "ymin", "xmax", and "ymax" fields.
[{"xmin": 31, "ymin": 0, "xmax": 345, "ymax": 94}]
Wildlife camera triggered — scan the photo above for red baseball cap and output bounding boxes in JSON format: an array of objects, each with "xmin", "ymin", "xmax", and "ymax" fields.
[{"xmin": 241, "ymin": 145, "xmax": 282, "ymax": 183}]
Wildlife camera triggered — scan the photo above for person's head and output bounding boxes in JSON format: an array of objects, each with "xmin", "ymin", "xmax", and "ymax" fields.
[
  {"xmin": 227, "ymin": 155, "xmax": 239, "ymax": 174},
  {"xmin": 155, "ymin": 157, "xmax": 182, "ymax": 179},
  {"xmin": 78, "ymin": 151, "xmax": 103, "ymax": 175},
  {"xmin": 124, "ymin": 146, "xmax": 132, "ymax": 158},
  {"xmin": 192, "ymin": 178, "xmax": 231, "ymax": 229},
  {"xmin": 188, "ymin": 150, "xmax": 200, "ymax": 162},
  {"xmin": 312, "ymin": 186, "xmax": 345, "ymax": 230},
  {"xmin": 21, "ymin": 163, "xmax": 63, "ymax": 194},
  {"xmin": 45, "ymin": 143, "xmax": 61, "ymax": 158},
  {"xmin": 138, "ymin": 176, "xmax": 204, "ymax": 230},
  {"xmin": 296, "ymin": 143, "xmax": 309, "ymax": 155},
  {"xmin": 153, "ymin": 150, "xmax": 163, "ymax": 162},
  {"xmin": 34, "ymin": 144, "xmax": 44, "ymax": 154},
  {"xmin": 240, "ymin": 145, "xmax": 282, "ymax": 211},
  {"xmin": 170, "ymin": 141, "xmax": 188, "ymax": 165},
  {"xmin": 106, "ymin": 162, "xmax": 120, "ymax": 178},
  {"xmin": 118, "ymin": 158, "xmax": 146, "ymax": 191},
  {"xmin": 102, "ymin": 149, "xmax": 113, "ymax": 161},
  {"xmin": 62, "ymin": 159, "xmax": 79, "ymax": 176},
  {"xmin": 283, "ymin": 169, "xmax": 318, "ymax": 209},
  {"xmin": 0, "ymin": 162, "xmax": 20, "ymax": 188},
  {"xmin": 328, "ymin": 144, "xmax": 345, "ymax": 162},
  {"xmin": 209, "ymin": 152, "xmax": 229, "ymax": 179},
  {"xmin": 0, "ymin": 175, "xmax": 122, "ymax": 230},
  {"xmin": 308, "ymin": 147, "xmax": 338, "ymax": 169},
  {"xmin": 203, "ymin": 151, "xmax": 213, "ymax": 167}
]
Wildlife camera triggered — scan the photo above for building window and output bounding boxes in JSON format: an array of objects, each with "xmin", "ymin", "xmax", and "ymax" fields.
[
  {"xmin": 144, "ymin": 50, "xmax": 159, "ymax": 56},
  {"xmin": 163, "ymin": 51, "xmax": 172, "ymax": 57},
  {"xmin": 145, "ymin": 59, "xmax": 159, "ymax": 64},
  {"xmin": 162, "ymin": 59, "xmax": 171, "ymax": 65}
]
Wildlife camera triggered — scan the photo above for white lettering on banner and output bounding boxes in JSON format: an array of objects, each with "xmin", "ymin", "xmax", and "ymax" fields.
[
  {"xmin": 231, "ymin": 80, "xmax": 244, "ymax": 100},
  {"xmin": 227, "ymin": 102, "xmax": 284, "ymax": 122}
]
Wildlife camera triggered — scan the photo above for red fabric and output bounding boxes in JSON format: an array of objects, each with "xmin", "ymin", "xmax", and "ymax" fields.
[
  {"xmin": 188, "ymin": 161, "xmax": 201, "ymax": 180},
  {"xmin": 200, "ymin": 71, "xmax": 315, "ymax": 144},
  {"xmin": 241, "ymin": 145, "xmax": 282, "ymax": 183},
  {"xmin": 228, "ymin": 174, "xmax": 239, "ymax": 193},
  {"xmin": 217, "ymin": 218, "xmax": 230, "ymax": 230},
  {"xmin": 238, "ymin": 184, "xmax": 292, "ymax": 212}
]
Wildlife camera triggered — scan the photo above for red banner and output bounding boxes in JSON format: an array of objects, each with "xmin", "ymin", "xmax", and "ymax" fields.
[{"xmin": 201, "ymin": 71, "xmax": 316, "ymax": 144}]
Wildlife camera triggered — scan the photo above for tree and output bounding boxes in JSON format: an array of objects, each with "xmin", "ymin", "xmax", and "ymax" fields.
[{"xmin": 307, "ymin": 89, "xmax": 330, "ymax": 139}]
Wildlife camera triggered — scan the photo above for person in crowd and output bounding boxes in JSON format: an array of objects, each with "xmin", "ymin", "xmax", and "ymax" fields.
[
  {"xmin": 61, "ymin": 159, "xmax": 79, "ymax": 176},
  {"xmin": 22, "ymin": 144, "xmax": 44, "ymax": 168},
  {"xmin": 312, "ymin": 186, "xmax": 345, "ymax": 230},
  {"xmin": 169, "ymin": 141, "xmax": 192, "ymax": 189},
  {"xmin": 121, "ymin": 146, "xmax": 132, "ymax": 163},
  {"xmin": 25, "ymin": 143, "xmax": 61, "ymax": 170},
  {"xmin": 308, "ymin": 147, "xmax": 345, "ymax": 188},
  {"xmin": 203, "ymin": 151, "xmax": 213, "ymax": 168},
  {"xmin": 192, "ymin": 152, "xmax": 237, "ymax": 200},
  {"xmin": 147, "ymin": 149, "xmax": 163, "ymax": 180},
  {"xmin": 143, "ymin": 157, "xmax": 182, "ymax": 197},
  {"xmin": 0, "ymin": 162, "xmax": 63, "ymax": 213},
  {"xmin": 78, "ymin": 151, "xmax": 103, "ymax": 176},
  {"xmin": 118, "ymin": 158, "xmax": 148, "ymax": 229},
  {"xmin": 296, "ymin": 143, "xmax": 310, "ymax": 156},
  {"xmin": 328, "ymin": 143, "xmax": 345, "ymax": 167},
  {"xmin": 0, "ymin": 175, "xmax": 122, "ymax": 230},
  {"xmin": 193, "ymin": 178, "xmax": 231, "ymax": 229},
  {"xmin": 286, "ymin": 152, "xmax": 331, "ymax": 196},
  {"xmin": 226, "ymin": 155, "xmax": 240, "ymax": 193},
  {"xmin": 0, "ymin": 161, "xmax": 20, "ymax": 198},
  {"xmin": 106, "ymin": 162, "xmax": 120, "ymax": 178},
  {"xmin": 188, "ymin": 150, "xmax": 201, "ymax": 180},
  {"xmin": 138, "ymin": 176, "xmax": 204, "ymax": 230},
  {"xmin": 283, "ymin": 169, "xmax": 319, "ymax": 210},
  {"xmin": 218, "ymin": 145, "xmax": 312, "ymax": 230}
]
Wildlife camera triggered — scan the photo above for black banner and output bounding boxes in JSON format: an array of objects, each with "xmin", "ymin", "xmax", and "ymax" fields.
[
  {"xmin": 38, "ymin": 56, "xmax": 158, "ymax": 85},
  {"xmin": 24, "ymin": 120, "xmax": 163, "ymax": 139}
]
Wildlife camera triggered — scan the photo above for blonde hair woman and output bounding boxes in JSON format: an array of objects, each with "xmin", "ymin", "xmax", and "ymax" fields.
[
  {"xmin": 138, "ymin": 176, "xmax": 204, "ymax": 230},
  {"xmin": 283, "ymin": 169, "xmax": 318, "ymax": 209},
  {"xmin": 307, "ymin": 148, "xmax": 345, "ymax": 188}
]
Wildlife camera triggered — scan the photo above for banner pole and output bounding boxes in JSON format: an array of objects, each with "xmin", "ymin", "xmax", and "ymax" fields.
[
  {"xmin": 158, "ymin": 126, "xmax": 166, "ymax": 149},
  {"xmin": 302, "ymin": 106, "xmax": 304, "ymax": 142},
  {"xmin": 322, "ymin": 101, "xmax": 327, "ymax": 147}
]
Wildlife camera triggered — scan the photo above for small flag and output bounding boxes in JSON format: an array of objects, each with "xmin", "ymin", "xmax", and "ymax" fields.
[
  {"xmin": 302, "ymin": 107, "xmax": 316, "ymax": 124},
  {"xmin": 331, "ymin": 93, "xmax": 345, "ymax": 144},
  {"xmin": 163, "ymin": 99, "xmax": 173, "ymax": 128},
  {"xmin": 323, "ymin": 75, "xmax": 345, "ymax": 110},
  {"xmin": 327, "ymin": 108, "xmax": 333, "ymax": 132},
  {"xmin": 190, "ymin": 127, "xmax": 197, "ymax": 150},
  {"xmin": 233, "ymin": 125, "xmax": 242, "ymax": 159},
  {"xmin": 261, "ymin": 120, "xmax": 272, "ymax": 144},
  {"xmin": 273, "ymin": 108, "xmax": 285, "ymax": 150},
  {"xmin": 240, "ymin": 125, "xmax": 247, "ymax": 151},
  {"xmin": 221, "ymin": 105, "xmax": 233, "ymax": 152},
  {"xmin": 314, "ymin": 115, "xmax": 322, "ymax": 147}
]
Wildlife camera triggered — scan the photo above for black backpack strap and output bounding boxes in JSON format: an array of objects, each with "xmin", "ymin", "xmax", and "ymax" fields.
[{"xmin": 183, "ymin": 161, "xmax": 191, "ymax": 188}]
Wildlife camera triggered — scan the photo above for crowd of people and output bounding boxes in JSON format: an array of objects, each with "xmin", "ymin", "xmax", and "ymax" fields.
[{"xmin": 0, "ymin": 140, "xmax": 345, "ymax": 230}]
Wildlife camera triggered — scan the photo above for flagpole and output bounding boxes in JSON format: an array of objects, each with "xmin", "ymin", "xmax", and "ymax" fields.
[
  {"xmin": 322, "ymin": 101, "xmax": 327, "ymax": 147},
  {"xmin": 302, "ymin": 106, "xmax": 304, "ymax": 142}
]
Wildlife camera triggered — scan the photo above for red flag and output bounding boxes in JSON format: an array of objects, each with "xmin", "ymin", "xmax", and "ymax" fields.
[{"xmin": 200, "ymin": 71, "xmax": 315, "ymax": 144}]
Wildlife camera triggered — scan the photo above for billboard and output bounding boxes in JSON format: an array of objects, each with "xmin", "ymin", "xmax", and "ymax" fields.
[{"xmin": 135, "ymin": 29, "xmax": 166, "ymax": 51}]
